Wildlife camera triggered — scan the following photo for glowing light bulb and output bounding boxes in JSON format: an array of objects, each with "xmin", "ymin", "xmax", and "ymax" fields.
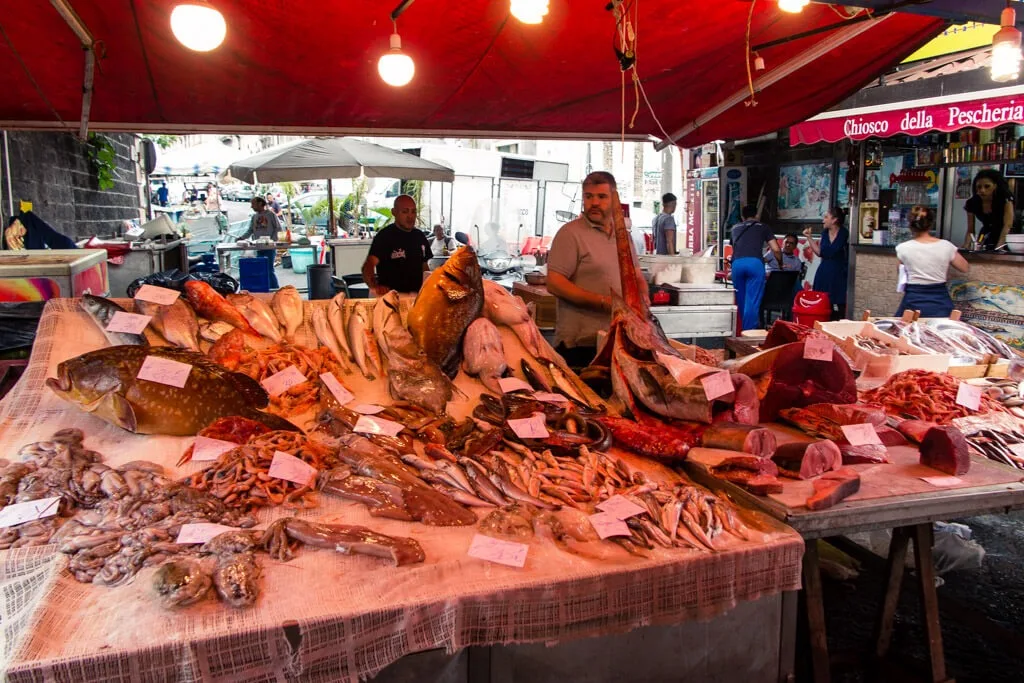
[
  {"xmin": 778, "ymin": 0, "xmax": 809, "ymax": 13},
  {"xmin": 170, "ymin": 2, "xmax": 226, "ymax": 52},
  {"xmin": 991, "ymin": 7, "xmax": 1022, "ymax": 83},
  {"xmin": 378, "ymin": 33, "xmax": 415, "ymax": 87},
  {"xmin": 510, "ymin": 0, "xmax": 549, "ymax": 24}
]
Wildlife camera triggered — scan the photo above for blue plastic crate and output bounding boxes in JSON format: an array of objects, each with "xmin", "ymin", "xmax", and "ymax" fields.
[{"xmin": 238, "ymin": 257, "xmax": 271, "ymax": 293}]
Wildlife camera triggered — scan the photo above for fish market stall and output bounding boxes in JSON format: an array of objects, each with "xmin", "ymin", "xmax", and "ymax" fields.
[{"xmin": 0, "ymin": 258, "xmax": 802, "ymax": 682}]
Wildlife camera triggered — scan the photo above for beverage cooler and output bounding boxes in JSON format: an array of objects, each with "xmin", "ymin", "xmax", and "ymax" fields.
[{"xmin": 684, "ymin": 166, "xmax": 746, "ymax": 258}]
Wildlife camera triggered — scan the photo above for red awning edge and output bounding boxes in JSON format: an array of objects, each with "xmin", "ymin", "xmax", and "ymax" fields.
[{"xmin": 790, "ymin": 89, "xmax": 1024, "ymax": 145}]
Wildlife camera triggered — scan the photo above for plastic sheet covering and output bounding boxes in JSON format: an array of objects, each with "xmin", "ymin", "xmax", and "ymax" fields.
[{"xmin": 0, "ymin": 299, "xmax": 803, "ymax": 682}]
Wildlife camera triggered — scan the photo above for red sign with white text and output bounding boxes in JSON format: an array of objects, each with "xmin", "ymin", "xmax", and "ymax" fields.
[{"xmin": 790, "ymin": 92, "xmax": 1024, "ymax": 145}]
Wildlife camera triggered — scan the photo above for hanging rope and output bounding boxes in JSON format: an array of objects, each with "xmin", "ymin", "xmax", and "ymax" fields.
[{"xmin": 744, "ymin": 0, "xmax": 758, "ymax": 107}]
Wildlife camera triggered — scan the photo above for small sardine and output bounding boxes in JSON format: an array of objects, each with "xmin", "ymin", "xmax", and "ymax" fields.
[{"xmin": 347, "ymin": 306, "xmax": 382, "ymax": 380}]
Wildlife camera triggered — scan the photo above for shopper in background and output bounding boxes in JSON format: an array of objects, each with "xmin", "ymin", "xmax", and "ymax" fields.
[
  {"xmin": 896, "ymin": 206, "xmax": 969, "ymax": 317},
  {"xmin": 265, "ymin": 192, "xmax": 283, "ymax": 221},
  {"xmin": 204, "ymin": 184, "xmax": 221, "ymax": 214},
  {"xmin": 730, "ymin": 205, "xmax": 782, "ymax": 331},
  {"xmin": 156, "ymin": 181, "xmax": 169, "ymax": 207},
  {"xmin": 239, "ymin": 197, "xmax": 281, "ymax": 290},
  {"xmin": 804, "ymin": 206, "xmax": 849, "ymax": 320},
  {"xmin": 963, "ymin": 169, "xmax": 1013, "ymax": 250},
  {"xmin": 765, "ymin": 232, "xmax": 802, "ymax": 272},
  {"xmin": 429, "ymin": 224, "xmax": 458, "ymax": 257},
  {"xmin": 652, "ymin": 192, "xmax": 678, "ymax": 255}
]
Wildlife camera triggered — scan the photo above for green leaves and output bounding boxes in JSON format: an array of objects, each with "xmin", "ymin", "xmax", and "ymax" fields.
[{"xmin": 85, "ymin": 134, "xmax": 117, "ymax": 191}]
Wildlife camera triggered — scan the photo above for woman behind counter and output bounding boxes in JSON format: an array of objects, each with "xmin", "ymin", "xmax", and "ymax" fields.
[
  {"xmin": 896, "ymin": 206, "xmax": 969, "ymax": 317},
  {"xmin": 963, "ymin": 169, "xmax": 1013, "ymax": 250},
  {"xmin": 803, "ymin": 206, "xmax": 848, "ymax": 320}
]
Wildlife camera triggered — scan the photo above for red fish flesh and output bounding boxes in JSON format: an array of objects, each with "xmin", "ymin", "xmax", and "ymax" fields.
[
  {"xmin": 806, "ymin": 468, "xmax": 861, "ymax": 510},
  {"xmin": 920, "ymin": 426, "xmax": 971, "ymax": 476},
  {"xmin": 599, "ymin": 416, "xmax": 701, "ymax": 461},
  {"xmin": 772, "ymin": 440, "xmax": 841, "ymax": 479},
  {"xmin": 701, "ymin": 422, "xmax": 777, "ymax": 456}
]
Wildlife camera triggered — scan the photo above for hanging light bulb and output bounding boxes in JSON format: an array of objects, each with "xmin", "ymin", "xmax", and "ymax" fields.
[
  {"xmin": 991, "ymin": 6, "xmax": 1022, "ymax": 83},
  {"xmin": 170, "ymin": 2, "xmax": 226, "ymax": 52},
  {"xmin": 378, "ymin": 30, "xmax": 415, "ymax": 87},
  {"xmin": 754, "ymin": 53, "xmax": 766, "ymax": 72},
  {"xmin": 510, "ymin": 0, "xmax": 549, "ymax": 24},
  {"xmin": 778, "ymin": 0, "xmax": 809, "ymax": 13}
]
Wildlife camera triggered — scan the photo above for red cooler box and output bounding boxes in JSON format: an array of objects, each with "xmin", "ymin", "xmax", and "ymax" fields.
[{"xmin": 792, "ymin": 290, "xmax": 831, "ymax": 326}]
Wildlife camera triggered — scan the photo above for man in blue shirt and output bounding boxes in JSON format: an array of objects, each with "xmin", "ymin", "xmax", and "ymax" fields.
[
  {"xmin": 765, "ymin": 233, "xmax": 802, "ymax": 272},
  {"xmin": 652, "ymin": 192, "xmax": 677, "ymax": 255},
  {"xmin": 156, "ymin": 181, "xmax": 169, "ymax": 207}
]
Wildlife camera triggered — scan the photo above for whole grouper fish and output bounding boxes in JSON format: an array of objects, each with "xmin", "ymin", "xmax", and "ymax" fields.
[
  {"xmin": 46, "ymin": 345, "xmax": 298, "ymax": 435},
  {"xmin": 407, "ymin": 246, "xmax": 483, "ymax": 378}
]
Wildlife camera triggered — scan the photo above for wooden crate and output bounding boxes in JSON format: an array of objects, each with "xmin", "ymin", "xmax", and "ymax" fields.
[{"xmin": 512, "ymin": 282, "xmax": 557, "ymax": 330}]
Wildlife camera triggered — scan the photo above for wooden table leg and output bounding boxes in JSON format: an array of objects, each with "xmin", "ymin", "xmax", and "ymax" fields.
[
  {"xmin": 875, "ymin": 526, "xmax": 911, "ymax": 658},
  {"xmin": 913, "ymin": 523, "xmax": 949, "ymax": 683},
  {"xmin": 803, "ymin": 540, "xmax": 831, "ymax": 683}
]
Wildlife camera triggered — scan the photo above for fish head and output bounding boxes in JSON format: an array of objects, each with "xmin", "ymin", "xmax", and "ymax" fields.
[
  {"xmin": 46, "ymin": 349, "xmax": 139, "ymax": 431},
  {"xmin": 437, "ymin": 247, "xmax": 483, "ymax": 302}
]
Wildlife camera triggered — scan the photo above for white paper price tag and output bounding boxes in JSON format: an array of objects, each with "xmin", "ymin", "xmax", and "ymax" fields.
[
  {"xmin": 468, "ymin": 534, "xmax": 529, "ymax": 568},
  {"xmin": 841, "ymin": 423, "xmax": 882, "ymax": 446},
  {"xmin": 320, "ymin": 372, "xmax": 355, "ymax": 406},
  {"xmin": 803, "ymin": 338, "xmax": 833, "ymax": 361},
  {"xmin": 351, "ymin": 403, "xmax": 386, "ymax": 415},
  {"xmin": 175, "ymin": 523, "xmax": 237, "ymax": 544},
  {"xmin": 125, "ymin": 226, "xmax": 145, "ymax": 238},
  {"xmin": 701, "ymin": 371, "xmax": 733, "ymax": 401},
  {"xmin": 261, "ymin": 365, "xmax": 308, "ymax": 397},
  {"xmin": 0, "ymin": 497, "xmax": 60, "ymax": 528},
  {"xmin": 955, "ymin": 383, "xmax": 982, "ymax": 411},
  {"xmin": 267, "ymin": 451, "xmax": 318, "ymax": 487},
  {"xmin": 134, "ymin": 284, "xmax": 180, "ymax": 305},
  {"xmin": 596, "ymin": 495, "xmax": 647, "ymax": 520},
  {"xmin": 507, "ymin": 412, "xmax": 549, "ymax": 439},
  {"xmin": 533, "ymin": 392, "xmax": 569, "ymax": 404},
  {"xmin": 589, "ymin": 512, "xmax": 631, "ymax": 539},
  {"xmin": 105, "ymin": 311, "xmax": 151, "ymax": 335},
  {"xmin": 191, "ymin": 436, "xmax": 239, "ymax": 462},
  {"xmin": 498, "ymin": 377, "xmax": 533, "ymax": 393},
  {"xmin": 137, "ymin": 355, "xmax": 192, "ymax": 388},
  {"xmin": 919, "ymin": 475, "xmax": 963, "ymax": 488},
  {"xmin": 353, "ymin": 415, "xmax": 405, "ymax": 437}
]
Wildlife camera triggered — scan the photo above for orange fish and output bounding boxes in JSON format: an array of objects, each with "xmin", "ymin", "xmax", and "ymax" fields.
[{"xmin": 184, "ymin": 281, "xmax": 259, "ymax": 336}]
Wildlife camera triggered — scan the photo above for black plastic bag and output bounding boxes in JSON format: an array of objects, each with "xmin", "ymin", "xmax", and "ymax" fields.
[
  {"xmin": 126, "ymin": 269, "xmax": 238, "ymax": 298},
  {"xmin": 0, "ymin": 302, "xmax": 46, "ymax": 353}
]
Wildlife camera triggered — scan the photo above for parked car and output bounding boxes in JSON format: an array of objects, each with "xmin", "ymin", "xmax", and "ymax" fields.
[{"xmin": 234, "ymin": 184, "xmax": 255, "ymax": 202}]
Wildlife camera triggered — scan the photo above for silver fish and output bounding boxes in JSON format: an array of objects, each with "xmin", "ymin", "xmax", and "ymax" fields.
[
  {"xmin": 227, "ymin": 292, "xmax": 283, "ymax": 342},
  {"xmin": 270, "ymin": 285, "xmax": 303, "ymax": 344},
  {"xmin": 327, "ymin": 292, "xmax": 354, "ymax": 362},
  {"xmin": 81, "ymin": 294, "xmax": 148, "ymax": 346},
  {"xmin": 311, "ymin": 306, "xmax": 349, "ymax": 369},
  {"xmin": 347, "ymin": 305, "xmax": 382, "ymax": 380},
  {"xmin": 462, "ymin": 318, "xmax": 507, "ymax": 394}
]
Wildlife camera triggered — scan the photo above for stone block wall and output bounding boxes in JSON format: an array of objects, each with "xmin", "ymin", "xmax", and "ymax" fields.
[{"xmin": 2, "ymin": 131, "xmax": 144, "ymax": 240}]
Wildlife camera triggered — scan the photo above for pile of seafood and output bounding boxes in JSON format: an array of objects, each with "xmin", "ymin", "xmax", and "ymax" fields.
[
  {"xmin": 874, "ymin": 318, "xmax": 1020, "ymax": 364},
  {"xmin": 852, "ymin": 335, "xmax": 898, "ymax": 355},
  {"xmin": 861, "ymin": 369, "xmax": 1007, "ymax": 424}
]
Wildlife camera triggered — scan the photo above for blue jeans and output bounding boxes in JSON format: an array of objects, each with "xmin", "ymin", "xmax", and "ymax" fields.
[
  {"xmin": 256, "ymin": 249, "xmax": 279, "ymax": 289},
  {"xmin": 732, "ymin": 257, "xmax": 766, "ymax": 331}
]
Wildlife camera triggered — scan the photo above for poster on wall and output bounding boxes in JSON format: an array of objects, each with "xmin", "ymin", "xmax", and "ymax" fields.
[
  {"xmin": 722, "ymin": 167, "xmax": 746, "ymax": 229},
  {"xmin": 777, "ymin": 161, "xmax": 833, "ymax": 221},
  {"xmin": 859, "ymin": 202, "xmax": 879, "ymax": 243},
  {"xmin": 864, "ymin": 170, "xmax": 880, "ymax": 200},
  {"xmin": 881, "ymin": 155, "xmax": 905, "ymax": 189},
  {"xmin": 836, "ymin": 163, "xmax": 851, "ymax": 209}
]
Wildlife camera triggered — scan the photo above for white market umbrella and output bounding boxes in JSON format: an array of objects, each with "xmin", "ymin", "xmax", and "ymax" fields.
[
  {"xmin": 229, "ymin": 137, "xmax": 455, "ymax": 234},
  {"xmin": 155, "ymin": 140, "xmax": 245, "ymax": 176}
]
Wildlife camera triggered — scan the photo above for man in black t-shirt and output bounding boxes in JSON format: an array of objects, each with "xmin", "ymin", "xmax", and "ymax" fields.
[{"xmin": 362, "ymin": 194, "xmax": 431, "ymax": 295}]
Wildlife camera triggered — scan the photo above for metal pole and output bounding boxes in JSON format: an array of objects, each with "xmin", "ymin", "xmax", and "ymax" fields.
[
  {"xmin": 327, "ymin": 178, "xmax": 336, "ymax": 236},
  {"xmin": 3, "ymin": 131, "xmax": 13, "ymax": 218}
]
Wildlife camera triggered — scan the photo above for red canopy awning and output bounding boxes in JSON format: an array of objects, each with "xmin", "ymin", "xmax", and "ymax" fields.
[
  {"xmin": 2, "ymin": 2, "xmax": 944, "ymax": 148},
  {"xmin": 790, "ymin": 87, "xmax": 1024, "ymax": 145}
]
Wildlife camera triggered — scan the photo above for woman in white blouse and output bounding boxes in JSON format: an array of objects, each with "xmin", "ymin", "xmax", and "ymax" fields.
[{"xmin": 895, "ymin": 206, "xmax": 969, "ymax": 317}]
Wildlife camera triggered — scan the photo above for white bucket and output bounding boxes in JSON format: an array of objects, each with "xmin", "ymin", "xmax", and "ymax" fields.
[{"xmin": 678, "ymin": 257, "xmax": 717, "ymax": 284}]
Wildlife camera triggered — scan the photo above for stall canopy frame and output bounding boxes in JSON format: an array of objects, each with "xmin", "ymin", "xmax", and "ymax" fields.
[{"xmin": 0, "ymin": 2, "xmax": 944, "ymax": 148}]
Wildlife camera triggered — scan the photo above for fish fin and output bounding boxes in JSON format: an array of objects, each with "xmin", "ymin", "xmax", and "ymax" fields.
[
  {"xmin": 224, "ymin": 372, "xmax": 271, "ymax": 408},
  {"xmin": 82, "ymin": 392, "xmax": 138, "ymax": 432},
  {"xmin": 438, "ymin": 275, "xmax": 471, "ymax": 301},
  {"xmin": 240, "ymin": 408, "xmax": 302, "ymax": 432}
]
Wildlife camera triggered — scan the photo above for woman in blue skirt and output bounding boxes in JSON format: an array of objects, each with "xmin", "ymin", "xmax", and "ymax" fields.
[{"xmin": 895, "ymin": 206, "xmax": 969, "ymax": 317}]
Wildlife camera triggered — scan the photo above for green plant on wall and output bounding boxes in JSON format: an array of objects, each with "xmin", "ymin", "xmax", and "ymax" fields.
[
  {"xmin": 85, "ymin": 134, "xmax": 116, "ymax": 191},
  {"xmin": 142, "ymin": 134, "xmax": 179, "ymax": 150}
]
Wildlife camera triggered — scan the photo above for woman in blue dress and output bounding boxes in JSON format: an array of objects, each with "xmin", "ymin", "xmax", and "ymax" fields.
[{"xmin": 803, "ymin": 206, "xmax": 849, "ymax": 320}]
